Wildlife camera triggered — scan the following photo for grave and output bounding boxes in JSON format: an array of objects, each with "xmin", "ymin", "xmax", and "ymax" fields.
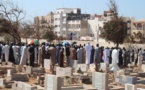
[
  {"xmin": 100, "ymin": 63, "xmax": 108, "ymax": 72},
  {"xmin": 125, "ymin": 84, "xmax": 137, "ymax": 90},
  {"xmin": 45, "ymin": 74, "xmax": 63, "ymax": 90},
  {"xmin": 11, "ymin": 73, "xmax": 29, "ymax": 81},
  {"xmin": 65, "ymin": 67, "xmax": 73, "ymax": 76},
  {"xmin": 92, "ymin": 72, "xmax": 108, "ymax": 90},
  {"xmin": 0, "ymin": 78, "xmax": 5, "ymax": 87},
  {"xmin": 44, "ymin": 59, "xmax": 51, "ymax": 70},
  {"xmin": 119, "ymin": 75, "xmax": 137, "ymax": 85},
  {"xmin": 56, "ymin": 67, "xmax": 65, "ymax": 76},
  {"xmin": 77, "ymin": 64, "xmax": 89, "ymax": 72}
]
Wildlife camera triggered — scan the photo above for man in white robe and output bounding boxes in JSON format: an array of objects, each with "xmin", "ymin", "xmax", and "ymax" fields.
[
  {"xmin": 38, "ymin": 45, "xmax": 42, "ymax": 66},
  {"xmin": 103, "ymin": 47, "xmax": 110, "ymax": 66},
  {"xmin": 77, "ymin": 47, "xmax": 82, "ymax": 64},
  {"xmin": 19, "ymin": 45, "xmax": 28, "ymax": 65},
  {"xmin": 3, "ymin": 44, "xmax": 10, "ymax": 63},
  {"xmin": 110, "ymin": 47, "xmax": 120, "ymax": 71},
  {"xmin": 34, "ymin": 46, "xmax": 38, "ymax": 63},
  {"xmin": 85, "ymin": 43, "xmax": 92, "ymax": 64},
  {"xmin": 138, "ymin": 48, "xmax": 143, "ymax": 70}
]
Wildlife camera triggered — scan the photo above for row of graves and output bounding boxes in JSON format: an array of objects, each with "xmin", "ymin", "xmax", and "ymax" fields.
[{"xmin": 0, "ymin": 60, "xmax": 145, "ymax": 90}]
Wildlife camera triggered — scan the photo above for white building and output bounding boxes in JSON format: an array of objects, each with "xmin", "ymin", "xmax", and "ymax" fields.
[
  {"xmin": 88, "ymin": 16, "xmax": 105, "ymax": 42},
  {"xmin": 54, "ymin": 8, "xmax": 90, "ymax": 40}
]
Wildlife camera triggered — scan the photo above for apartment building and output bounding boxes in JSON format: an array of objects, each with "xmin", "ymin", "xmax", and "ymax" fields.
[
  {"xmin": 130, "ymin": 19, "xmax": 145, "ymax": 36},
  {"xmin": 34, "ymin": 12, "xmax": 54, "ymax": 38},
  {"xmin": 54, "ymin": 8, "xmax": 90, "ymax": 40},
  {"xmin": 87, "ymin": 10, "xmax": 133, "ymax": 42}
]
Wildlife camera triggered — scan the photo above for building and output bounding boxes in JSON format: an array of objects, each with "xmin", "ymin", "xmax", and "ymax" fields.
[
  {"xmin": 87, "ymin": 10, "xmax": 133, "ymax": 42},
  {"xmin": 131, "ymin": 19, "xmax": 145, "ymax": 36},
  {"xmin": 54, "ymin": 8, "xmax": 90, "ymax": 40},
  {"xmin": 34, "ymin": 12, "xmax": 54, "ymax": 38},
  {"xmin": 87, "ymin": 15, "xmax": 105, "ymax": 42}
]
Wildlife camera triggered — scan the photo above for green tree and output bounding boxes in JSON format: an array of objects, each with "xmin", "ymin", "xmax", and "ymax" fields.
[
  {"xmin": 43, "ymin": 30, "xmax": 57, "ymax": 43},
  {"xmin": 100, "ymin": 0, "xmax": 127, "ymax": 47},
  {"xmin": 42, "ymin": 26, "xmax": 57, "ymax": 43}
]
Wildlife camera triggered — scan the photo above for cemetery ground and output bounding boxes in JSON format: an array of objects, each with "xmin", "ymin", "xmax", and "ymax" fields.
[{"xmin": 1, "ymin": 59, "xmax": 145, "ymax": 90}]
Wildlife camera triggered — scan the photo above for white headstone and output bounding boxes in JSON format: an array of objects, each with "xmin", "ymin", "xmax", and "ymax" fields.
[
  {"xmin": 45, "ymin": 74, "xmax": 62, "ymax": 90},
  {"xmin": 92, "ymin": 72, "xmax": 108, "ymax": 90},
  {"xmin": 65, "ymin": 67, "xmax": 73, "ymax": 76},
  {"xmin": 26, "ymin": 66, "xmax": 32, "ymax": 74},
  {"xmin": 90, "ymin": 64, "xmax": 95, "ymax": 70},
  {"xmin": 23, "ymin": 83, "xmax": 37, "ymax": 90},
  {"xmin": 0, "ymin": 78, "xmax": 5, "ymax": 87},
  {"xmin": 44, "ymin": 59, "xmax": 51, "ymax": 70},
  {"xmin": 77, "ymin": 64, "xmax": 88, "ymax": 72},
  {"xmin": 100, "ymin": 63, "xmax": 107, "ymax": 71},
  {"xmin": 17, "ymin": 82, "xmax": 24, "ymax": 89},
  {"xmin": 56, "ymin": 67, "xmax": 65, "ymax": 77},
  {"xmin": 7, "ymin": 69, "xmax": 11, "ymax": 77},
  {"xmin": 137, "ymin": 88, "xmax": 145, "ymax": 90},
  {"xmin": 125, "ymin": 84, "xmax": 137, "ymax": 90},
  {"xmin": 141, "ymin": 64, "xmax": 145, "ymax": 72}
]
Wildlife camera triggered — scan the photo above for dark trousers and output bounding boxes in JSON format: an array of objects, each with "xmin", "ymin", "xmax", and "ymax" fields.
[{"xmin": 30, "ymin": 55, "xmax": 34, "ymax": 67}]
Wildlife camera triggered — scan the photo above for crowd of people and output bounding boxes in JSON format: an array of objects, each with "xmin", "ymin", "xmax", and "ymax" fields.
[{"xmin": 0, "ymin": 41, "xmax": 145, "ymax": 72}]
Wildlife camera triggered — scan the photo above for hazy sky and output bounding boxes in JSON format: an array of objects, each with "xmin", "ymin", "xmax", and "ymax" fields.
[{"xmin": 6, "ymin": 0, "xmax": 145, "ymax": 21}]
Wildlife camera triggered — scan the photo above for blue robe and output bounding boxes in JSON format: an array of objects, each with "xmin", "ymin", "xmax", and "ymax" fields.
[
  {"xmin": 56, "ymin": 46, "xmax": 61, "ymax": 63},
  {"xmin": 90, "ymin": 48, "xmax": 95, "ymax": 64}
]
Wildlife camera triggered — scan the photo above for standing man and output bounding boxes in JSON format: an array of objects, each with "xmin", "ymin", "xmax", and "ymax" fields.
[
  {"xmin": 118, "ymin": 48, "xmax": 123, "ymax": 67},
  {"xmin": 138, "ymin": 48, "xmax": 143, "ymax": 70},
  {"xmin": 3, "ymin": 43, "xmax": 10, "ymax": 63},
  {"xmin": 41, "ymin": 42, "xmax": 45, "ymax": 67},
  {"xmin": 49, "ymin": 45, "xmax": 56, "ymax": 74},
  {"xmin": 65, "ymin": 44, "xmax": 70, "ymax": 66},
  {"xmin": 103, "ymin": 47, "xmax": 110, "ymax": 66},
  {"xmin": 9, "ymin": 43, "xmax": 15, "ymax": 63},
  {"xmin": 19, "ymin": 44, "xmax": 28, "ymax": 65},
  {"xmin": 58, "ymin": 48, "xmax": 64, "ymax": 67},
  {"xmin": 85, "ymin": 43, "xmax": 92, "ymax": 65},
  {"xmin": 29, "ymin": 43, "xmax": 35, "ymax": 67},
  {"xmin": 110, "ymin": 47, "xmax": 120, "ymax": 71},
  {"xmin": 90, "ymin": 46, "xmax": 95, "ymax": 64},
  {"xmin": 94, "ymin": 44, "xmax": 100, "ymax": 71}
]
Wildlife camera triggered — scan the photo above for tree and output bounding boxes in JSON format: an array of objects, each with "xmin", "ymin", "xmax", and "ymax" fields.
[
  {"xmin": 133, "ymin": 32, "xmax": 144, "ymax": 43},
  {"xmin": 21, "ymin": 22, "xmax": 34, "ymax": 44},
  {"xmin": 0, "ymin": 0, "xmax": 26, "ymax": 43},
  {"xmin": 43, "ymin": 30, "xmax": 57, "ymax": 43},
  {"xmin": 42, "ymin": 26, "xmax": 57, "ymax": 43},
  {"xmin": 100, "ymin": 0, "xmax": 127, "ymax": 47}
]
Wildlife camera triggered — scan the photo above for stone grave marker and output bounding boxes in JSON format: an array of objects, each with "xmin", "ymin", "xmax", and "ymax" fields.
[
  {"xmin": 44, "ymin": 59, "xmax": 51, "ymax": 70},
  {"xmin": 119, "ymin": 75, "xmax": 137, "ymax": 85},
  {"xmin": 26, "ymin": 66, "xmax": 32, "ymax": 74},
  {"xmin": 56, "ymin": 67, "xmax": 65, "ymax": 77},
  {"xmin": 137, "ymin": 88, "xmax": 145, "ymax": 90},
  {"xmin": 100, "ymin": 63, "xmax": 107, "ymax": 71},
  {"xmin": 7, "ymin": 69, "xmax": 12, "ymax": 77},
  {"xmin": 23, "ymin": 83, "xmax": 37, "ymax": 90},
  {"xmin": 92, "ymin": 72, "xmax": 108, "ymax": 90},
  {"xmin": 77, "ymin": 64, "xmax": 88, "ymax": 72},
  {"xmin": 125, "ymin": 84, "xmax": 137, "ymax": 90},
  {"xmin": 70, "ymin": 60, "xmax": 78, "ymax": 69},
  {"xmin": 45, "ymin": 74, "xmax": 63, "ymax": 90},
  {"xmin": 0, "ymin": 78, "xmax": 5, "ymax": 87},
  {"xmin": 89, "ymin": 64, "xmax": 95, "ymax": 71},
  {"xmin": 141, "ymin": 64, "xmax": 145, "ymax": 72},
  {"xmin": 65, "ymin": 67, "xmax": 73, "ymax": 76}
]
